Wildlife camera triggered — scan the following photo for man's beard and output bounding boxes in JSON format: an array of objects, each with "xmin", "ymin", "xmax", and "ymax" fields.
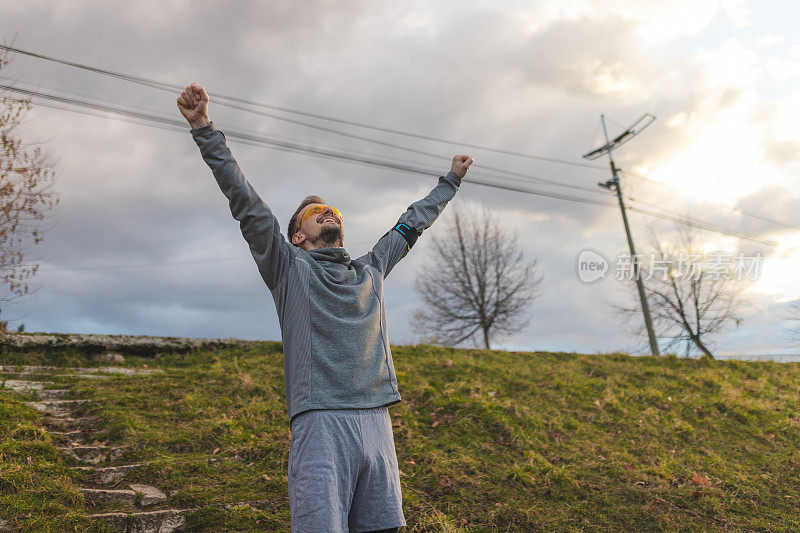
[{"xmin": 312, "ymin": 224, "xmax": 343, "ymax": 248}]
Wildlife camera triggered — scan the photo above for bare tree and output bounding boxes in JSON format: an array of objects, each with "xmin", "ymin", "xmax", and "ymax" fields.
[
  {"xmin": 0, "ymin": 50, "xmax": 60, "ymax": 333},
  {"xmin": 412, "ymin": 204, "xmax": 543, "ymax": 350},
  {"xmin": 612, "ymin": 222, "xmax": 745, "ymax": 358},
  {"xmin": 782, "ymin": 299, "xmax": 800, "ymax": 347}
]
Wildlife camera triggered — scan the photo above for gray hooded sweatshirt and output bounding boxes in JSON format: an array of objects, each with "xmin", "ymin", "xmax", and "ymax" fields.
[{"xmin": 191, "ymin": 123, "xmax": 462, "ymax": 423}]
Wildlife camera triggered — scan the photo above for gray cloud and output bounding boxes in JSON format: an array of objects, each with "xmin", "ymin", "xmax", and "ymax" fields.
[{"xmin": 1, "ymin": 0, "xmax": 797, "ymax": 356}]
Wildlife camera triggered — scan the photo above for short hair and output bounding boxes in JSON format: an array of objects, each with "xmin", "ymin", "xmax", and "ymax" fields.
[{"xmin": 287, "ymin": 195, "xmax": 325, "ymax": 244}]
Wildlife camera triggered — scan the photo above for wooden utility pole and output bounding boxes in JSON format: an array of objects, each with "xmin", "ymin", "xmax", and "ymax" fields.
[{"xmin": 584, "ymin": 113, "xmax": 660, "ymax": 356}]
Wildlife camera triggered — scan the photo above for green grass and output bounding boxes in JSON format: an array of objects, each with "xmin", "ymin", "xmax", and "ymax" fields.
[{"xmin": 1, "ymin": 343, "xmax": 799, "ymax": 531}]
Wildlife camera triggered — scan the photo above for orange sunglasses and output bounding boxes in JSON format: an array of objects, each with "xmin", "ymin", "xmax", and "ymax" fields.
[{"xmin": 296, "ymin": 204, "xmax": 343, "ymax": 229}]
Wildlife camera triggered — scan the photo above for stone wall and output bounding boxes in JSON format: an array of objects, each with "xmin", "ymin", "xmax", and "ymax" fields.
[{"xmin": 0, "ymin": 331, "xmax": 272, "ymax": 357}]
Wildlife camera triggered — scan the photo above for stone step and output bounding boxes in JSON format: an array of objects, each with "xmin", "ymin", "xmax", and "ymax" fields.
[
  {"xmin": 0, "ymin": 365, "xmax": 163, "ymax": 375},
  {"xmin": 71, "ymin": 454, "xmax": 247, "ymax": 485},
  {"xmin": 86, "ymin": 497, "xmax": 278, "ymax": 532},
  {"xmin": 88, "ymin": 508, "xmax": 197, "ymax": 533},
  {"xmin": 0, "ymin": 365, "xmax": 60, "ymax": 373},
  {"xmin": 1, "ymin": 379, "xmax": 54, "ymax": 390},
  {"xmin": 129, "ymin": 484, "xmax": 167, "ymax": 507},
  {"xmin": 36, "ymin": 389, "xmax": 72, "ymax": 400},
  {"xmin": 25, "ymin": 399, "xmax": 90, "ymax": 417},
  {"xmin": 49, "ymin": 428, "xmax": 91, "ymax": 438},
  {"xmin": 71, "ymin": 366, "xmax": 164, "ymax": 376},
  {"xmin": 74, "ymin": 463, "xmax": 151, "ymax": 484},
  {"xmin": 80, "ymin": 487, "xmax": 137, "ymax": 505},
  {"xmin": 49, "ymin": 428, "xmax": 96, "ymax": 446},
  {"xmin": 130, "ymin": 508, "xmax": 191, "ymax": 532},
  {"xmin": 58, "ymin": 445, "xmax": 129, "ymax": 464},
  {"xmin": 4, "ymin": 372, "xmax": 110, "ymax": 380},
  {"xmin": 40, "ymin": 416, "xmax": 97, "ymax": 429}
]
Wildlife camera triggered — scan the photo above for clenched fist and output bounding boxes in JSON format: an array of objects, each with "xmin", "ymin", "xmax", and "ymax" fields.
[
  {"xmin": 450, "ymin": 155, "xmax": 474, "ymax": 179},
  {"xmin": 177, "ymin": 83, "xmax": 211, "ymax": 129}
]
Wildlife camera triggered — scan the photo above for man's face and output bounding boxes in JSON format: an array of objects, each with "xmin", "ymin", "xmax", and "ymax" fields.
[{"xmin": 294, "ymin": 204, "xmax": 344, "ymax": 248}]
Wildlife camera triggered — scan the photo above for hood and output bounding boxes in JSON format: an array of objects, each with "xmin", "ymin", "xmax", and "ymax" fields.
[{"xmin": 306, "ymin": 247, "xmax": 351, "ymax": 267}]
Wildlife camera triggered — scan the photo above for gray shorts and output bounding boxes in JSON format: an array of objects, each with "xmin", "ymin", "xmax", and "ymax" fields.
[{"xmin": 288, "ymin": 406, "xmax": 406, "ymax": 532}]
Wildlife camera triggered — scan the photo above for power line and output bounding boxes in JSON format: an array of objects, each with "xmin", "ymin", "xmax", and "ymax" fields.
[
  {"xmin": 38, "ymin": 257, "xmax": 246, "ymax": 272},
  {"xmin": 0, "ymin": 84, "xmax": 618, "ymax": 203},
  {"xmin": 4, "ymin": 83, "xmax": 777, "ymax": 247},
  {"xmin": 4, "ymin": 44, "xmax": 793, "ymax": 239},
  {"xmin": 30, "ymin": 238, "xmax": 377, "ymax": 272},
  {"xmin": 612, "ymin": 174, "xmax": 783, "ymax": 243},
  {"xmin": 585, "ymin": 113, "xmax": 798, "ymax": 233},
  {"xmin": 4, "ymin": 76, "xmax": 610, "ymax": 199},
  {"xmin": 1, "ymin": 83, "xmax": 777, "ymax": 247},
  {"xmin": 0, "ymin": 77, "xmax": 680, "ymax": 220},
  {"xmin": 619, "ymin": 169, "xmax": 800, "ymax": 232},
  {"xmin": 4, "ymin": 43, "xmax": 794, "ymax": 240},
  {"xmin": 611, "ymin": 178, "xmax": 785, "ymax": 239},
  {"xmin": 0, "ymin": 43, "xmax": 607, "ymax": 172},
  {"xmin": 0, "ymin": 83, "xmax": 730, "ymax": 218},
  {"xmin": 624, "ymin": 202, "xmax": 774, "ymax": 244}
]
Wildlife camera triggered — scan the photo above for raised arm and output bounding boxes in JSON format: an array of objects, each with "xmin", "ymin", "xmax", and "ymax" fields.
[
  {"xmin": 178, "ymin": 83, "xmax": 296, "ymax": 290},
  {"xmin": 357, "ymin": 155, "xmax": 474, "ymax": 278}
]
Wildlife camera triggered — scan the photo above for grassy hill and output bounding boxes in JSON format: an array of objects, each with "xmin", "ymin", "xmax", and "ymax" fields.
[{"xmin": 1, "ymin": 342, "xmax": 799, "ymax": 531}]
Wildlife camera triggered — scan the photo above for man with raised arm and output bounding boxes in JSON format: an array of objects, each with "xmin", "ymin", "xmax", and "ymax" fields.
[{"xmin": 177, "ymin": 82, "xmax": 473, "ymax": 532}]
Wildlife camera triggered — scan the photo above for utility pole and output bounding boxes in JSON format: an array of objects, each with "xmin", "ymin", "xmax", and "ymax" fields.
[{"xmin": 583, "ymin": 113, "xmax": 661, "ymax": 356}]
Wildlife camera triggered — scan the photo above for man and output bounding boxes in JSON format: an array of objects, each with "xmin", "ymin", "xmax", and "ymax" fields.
[{"xmin": 177, "ymin": 82, "xmax": 473, "ymax": 532}]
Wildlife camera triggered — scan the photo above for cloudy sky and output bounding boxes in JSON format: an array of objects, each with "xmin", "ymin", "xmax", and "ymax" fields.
[{"xmin": 1, "ymin": 0, "xmax": 798, "ymax": 356}]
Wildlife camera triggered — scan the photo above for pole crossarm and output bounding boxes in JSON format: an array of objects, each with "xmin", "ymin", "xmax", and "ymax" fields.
[{"xmin": 582, "ymin": 113, "xmax": 656, "ymax": 160}]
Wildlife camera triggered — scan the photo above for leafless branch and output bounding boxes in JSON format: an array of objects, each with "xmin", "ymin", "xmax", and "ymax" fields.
[
  {"xmin": 610, "ymin": 221, "xmax": 744, "ymax": 358},
  {"xmin": 412, "ymin": 203, "xmax": 543, "ymax": 350},
  {"xmin": 0, "ymin": 49, "xmax": 60, "ymax": 333}
]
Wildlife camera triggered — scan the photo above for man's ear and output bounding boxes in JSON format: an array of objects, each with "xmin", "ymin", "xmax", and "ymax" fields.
[{"xmin": 291, "ymin": 232, "xmax": 306, "ymax": 246}]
